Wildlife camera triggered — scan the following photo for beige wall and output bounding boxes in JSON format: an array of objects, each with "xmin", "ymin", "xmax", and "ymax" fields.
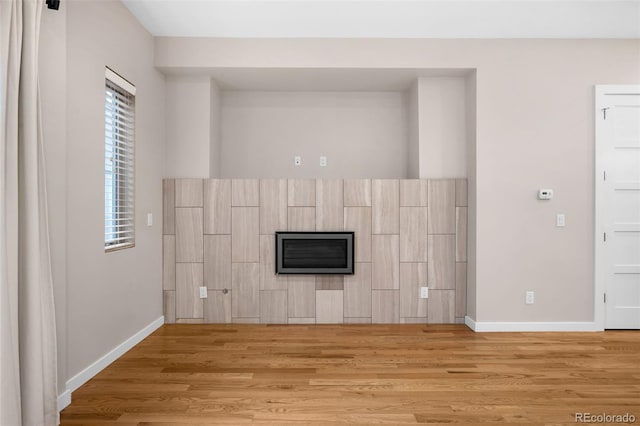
[
  {"xmin": 156, "ymin": 38, "xmax": 640, "ymax": 323},
  {"xmin": 65, "ymin": 0, "xmax": 165, "ymax": 379},
  {"xmin": 210, "ymin": 79, "xmax": 222, "ymax": 177},
  {"xmin": 407, "ymin": 80, "xmax": 420, "ymax": 179},
  {"xmin": 465, "ymin": 71, "xmax": 477, "ymax": 320},
  {"xmin": 418, "ymin": 77, "xmax": 467, "ymax": 178},
  {"xmin": 165, "ymin": 75, "xmax": 211, "ymax": 177},
  {"xmin": 220, "ymin": 91, "xmax": 409, "ymax": 178}
]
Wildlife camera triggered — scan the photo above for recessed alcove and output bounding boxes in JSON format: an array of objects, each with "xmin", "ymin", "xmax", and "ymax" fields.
[{"xmin": 163, "ymin": 68, "xmax": 476, "ymax": 181}]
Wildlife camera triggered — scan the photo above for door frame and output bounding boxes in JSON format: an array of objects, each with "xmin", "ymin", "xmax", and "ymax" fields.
[{"xmin": 594, "ymin": 85, "xmax": 640, "ymax": 330}]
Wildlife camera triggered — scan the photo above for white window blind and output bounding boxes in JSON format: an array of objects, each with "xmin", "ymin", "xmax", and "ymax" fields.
[{"xmin": 105, "ymin": 68, "xmax": 135, "ymax": 251}]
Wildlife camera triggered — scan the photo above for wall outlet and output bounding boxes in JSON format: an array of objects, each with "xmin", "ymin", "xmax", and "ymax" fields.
[
  {"xmin": 199, "ymin": 286, "xmax": 208, "ymax": 299},
  {"xmin": 420, "ymin": 286, "xmax": 429, "ymax": 299},
  {"xmin": 319, "ymin": 156, "xmax": 327, "ymax": 167},
  {"xmin": 538, "ymin": 189, "xmax": 553, "ymax": 200},
  {"xmin": 525, "ymin": 291, "xmax": 535, "ymax": 305},
  {"xmin": 294, "ymin": 156, "xmax": 301, "ymax": 166}
]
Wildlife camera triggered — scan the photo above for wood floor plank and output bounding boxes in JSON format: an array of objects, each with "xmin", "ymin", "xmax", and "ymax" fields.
[{"xmin": 60, "ymin": 325, "xmax": 640, "ymax": 425}]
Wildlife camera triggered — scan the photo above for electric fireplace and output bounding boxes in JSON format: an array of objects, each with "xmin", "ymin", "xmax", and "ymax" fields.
[{"xmin": 275, "ymin": 232, "xmax": 354, "ymax": 274}]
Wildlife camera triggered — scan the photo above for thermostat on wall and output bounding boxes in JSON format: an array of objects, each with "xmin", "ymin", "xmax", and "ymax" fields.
[{"xmin": 538, "ymin": 189, "xmax": 553, "ymax": 200}]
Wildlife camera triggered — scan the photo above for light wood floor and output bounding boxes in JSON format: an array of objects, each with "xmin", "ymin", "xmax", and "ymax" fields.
[{"xmin": 60, "ymin": 324, "xmax": 640, "ymax": 425}]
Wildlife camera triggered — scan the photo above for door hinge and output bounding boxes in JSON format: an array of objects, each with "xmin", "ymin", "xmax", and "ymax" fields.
[
  {"xmin": 604, "ymin": 232, "xmax": 607, "ymax": 242},
  {"xmin": 604, "ymin": 293, "xmax": 607, "ymax": 303},
  {"xmin": 602, "ymin": 107, "xmax": 610, "ymax": 120}
]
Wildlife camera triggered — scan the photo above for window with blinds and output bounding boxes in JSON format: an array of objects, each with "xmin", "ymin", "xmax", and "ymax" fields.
[{"xmin": 104, "ymin": 68, "xmax": 136, "ymax": 251}]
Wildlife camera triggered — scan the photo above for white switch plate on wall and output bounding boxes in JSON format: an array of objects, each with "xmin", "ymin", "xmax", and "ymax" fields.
[
  {"xmin": 319, "ymin": 156, "xmax": 327, "ymax": 167},
  {"xmin": 525, "ymin": 291, "xmax": 535, "ymax": 304},
  {"xmin": 420, "ymin": 287, "xmax": 429, "ymax": 299},
  {"xmin": 556, "ymin": 213, "xmax": 565, "ymax": 227},
  {"xmin": 199, "ymin": 286, "xmax": 208, "ymax": 299},
  {"xmin": 147, "ymin": 213, "xmax": 153, "ymax": 226}
]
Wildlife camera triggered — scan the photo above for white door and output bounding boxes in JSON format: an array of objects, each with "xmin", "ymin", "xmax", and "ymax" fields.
[{"xmin": 596, "ymin": 86, "xmax": 640, "ymax": 329}]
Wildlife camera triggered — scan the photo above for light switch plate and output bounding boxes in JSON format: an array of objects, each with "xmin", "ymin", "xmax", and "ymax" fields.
[
  {"xmin": 525, "ymin": 291, "xmax": 534, "ymax": 305},
  {"xmin": 320, "ymin": 156, "xmax": 327, "ymax": 167},
  {"xmin": 147, "ymin": 213, "xmax": 153, "ymax": 227},
  {"xmin": 199, "ymin": 286, "xmax": 208, "ymax": 299},
  {"xmin": 556, "ymin": 213, "xmax": 565, "ymax": 227}
]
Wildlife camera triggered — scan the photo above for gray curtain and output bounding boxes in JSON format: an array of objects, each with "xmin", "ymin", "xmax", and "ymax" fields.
[{"xmin": 1, "ymin": 0, "xmax": 59, "ymax": 425}]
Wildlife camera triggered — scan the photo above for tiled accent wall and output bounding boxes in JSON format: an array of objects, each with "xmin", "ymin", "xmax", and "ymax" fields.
[{"xmin": 163, "ymin": 178, "xmax": 467, "ymax": 324}]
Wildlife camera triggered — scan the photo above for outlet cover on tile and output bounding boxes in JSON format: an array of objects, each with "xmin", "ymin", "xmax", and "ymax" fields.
[{"xmin": 420, "ymin": 287, "xmax": 429, "ymax": 299}]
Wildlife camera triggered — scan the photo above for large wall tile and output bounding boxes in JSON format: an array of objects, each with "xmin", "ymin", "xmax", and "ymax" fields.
[
  {"xmin": 288, "ymin": 207, "xmax": 316, "ymax": 231},
  {"xmin": 163, "ymin": 179, "xmax": 175, "ymax": 234},
  {"xmin": 372, "ymin": 235, "xmax": 399, "ymax": 289},
  {"xmin": 344, "ymin": 317, "xmax": 372, "ymax": 324},
  {"xmin": 232, "ymin": 318, "xmax": 260, "ymax": 324},
  {"xmin": 288, "ymin": 317, "xmax": 315, "ymax": 324},
  {"xmin": 231, "ymin": 207, "xmax": 259, "ymax": 262},
  {"xmin": 344, "ymin": 207, "xmax": 371, "ymax": 262},
  {"xmin": 400, "ymin": 262, "xmax": 427, "ymax": 318},
  {"xmin": 260, "ymin": 290, "xmax": 287, "ymax": 324},
  {"xmin": 372, "ymin": 179, "xmax": 399, "ymax": 234},
  {"xmin": 176, "ymin": 208, "xmax": 203, "ymax": 263},
  {"xmin": 344, "ymin": 263, "xmax": 372, "ymax": 318},
  {"xmin": 288, "ymin": 276, "xmax": 316, "ymax": 318},
  {"xmin": 316, "ymin": 179, "xmax": 344, "ymax": 231},
  {"xmin": 316, "ymin": 290, "xmax": 344, "ymax": 324},
  {"xmin": 175, "ymin": 178, "xmax": 203, "ymax": 207},
  {"xmin": 314, "ymin": 276, "xmax": 343, "ymax": 291},
  {"xmin": 164, "ymin": 178, "xmax": 465, "ymax": 324},
  {"xmin": 344, "ymin": 179, "xmax": 371, "ymax": 207},
  {"xmin": 400, "ymin": 179, "xmax": 428, "ymax": 207},
  {"xmin": 204, "ymin": 179, "xmax": 231, "ymax": 234},
  {"xmin": 400, "ymin": 317, "xmax": 426, "ymax": 324},
  {"xmin": 456, "ymin": 179, "xmax": 468, "ymax": 207},
  {"xmin": 204, "ymin": 290, "xmax": 232, "ymax": 323},
  {"xmin": 163, "ymin": 235, "xmax": 176, "ymax": 290},
  {"xmin": 428, "ymin": 179, "xmax": 455, "ymax": 234},
  {"xmin": 232, "ymin": 179, "xmax": 259, "ymax": 206},
  {"xmin": 260, "ymin": 179, "xmax": 287, "ymax": 234},
  {"xmin": 163, "ymin": 290, "xmax": 175, "ymax": 323},
  {"xmin": 288, "ymin": 179, "xmax": 315, "ymax": 206},
  {"xmin": 428, "ymin": 290, "xmax": 455, "ymax": 324},
  {"xmin": 372, "ymin": 290, "xmax": 399, "ymax": 323},
  {"xmin": 176, "ymin": 263, "xmax": 204, "ymax": 319},
  {"xmin": 176, "ymin": 319, "xmax": 204, "ymax": 324},
  {"xmin": 232, "ymin": 263, "xmax": 259, "ymax": 318},
  {"xmin": 400, "ymin": 207, "xmax": 428, "ymax": 262},
  {"xmin": 260, "ymin": 235, "xmax": 287, "ymax": 290},
  {"xmin": 428, "ymin": 235, "xmax": 455, "ymax": 289},
  {"xmin": 204, "ymin": 235, "xmax": 231, "ymax": 289},
  {"xmin": 456, "ymin": 207, "xmax": 468, "ymax": 262},
  {"xmin": 456, "ymin": 263, "xmax": 467, "ymax": 318}
]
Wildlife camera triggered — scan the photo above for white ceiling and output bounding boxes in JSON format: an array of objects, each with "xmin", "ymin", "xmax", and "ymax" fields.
[{"xmin": 122, "ymin": 0, "xmax": 640, "ymax": 39}]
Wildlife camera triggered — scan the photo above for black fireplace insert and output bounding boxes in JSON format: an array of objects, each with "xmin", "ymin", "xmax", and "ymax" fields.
[{"xmin": 275, "ymin": 232, "xmax": 354, "ymax": 274}]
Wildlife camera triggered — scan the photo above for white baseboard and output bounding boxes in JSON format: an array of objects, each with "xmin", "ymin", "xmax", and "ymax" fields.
[
  {"xmin": 465, "ymin": 316, "xmax": 601, "ymax": 332},
  {"xmin": 57, "ymin": 316, "xmax": 164, "ymax": 413},
  {"xmin": 464, "ymin": 316, "xmax": 477, "ymax": 331},
  {"xmin": 57, "ymin": 389, "xmax": 71, "ymax": 412}
]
